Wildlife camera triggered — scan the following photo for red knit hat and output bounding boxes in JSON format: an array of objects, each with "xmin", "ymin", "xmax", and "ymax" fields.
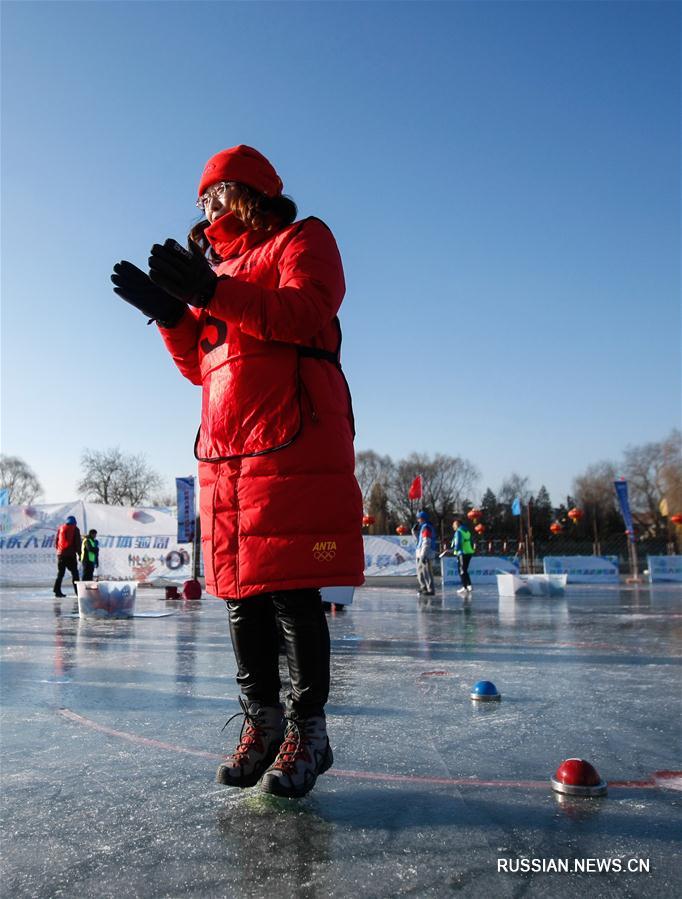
[{"xmin": 198, "ymin": 145, "xmax": 283, "ymax": 198}]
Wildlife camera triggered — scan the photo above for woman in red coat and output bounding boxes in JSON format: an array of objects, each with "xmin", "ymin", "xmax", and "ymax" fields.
[{"xmin": 112, "ymin": 145, "xmax": 364, "ymax": 798}]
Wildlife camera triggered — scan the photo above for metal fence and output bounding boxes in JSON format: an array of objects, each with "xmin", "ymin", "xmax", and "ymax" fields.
[{"xmin": 473, "ymin": 536, "xmax": 672, "ymax": 574}]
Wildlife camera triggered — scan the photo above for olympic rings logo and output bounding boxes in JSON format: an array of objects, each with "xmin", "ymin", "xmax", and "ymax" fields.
[{"xmin": 313, "ymin": 550, "xmax": 336, "ymax": 562}]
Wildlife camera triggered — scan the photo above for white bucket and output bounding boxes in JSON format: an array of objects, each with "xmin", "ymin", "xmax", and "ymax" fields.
[{"xmin": 76, "ymin": 581, "xmax": 137, "ymax": 619}]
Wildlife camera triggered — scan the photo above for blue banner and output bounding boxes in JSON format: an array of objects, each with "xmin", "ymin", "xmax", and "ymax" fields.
[
  {"xmin": 0, "ymin": 488, "xmax": 9, "ymax": 506},
  {"xmin": 175, "ymin": 477, "xmax": 195, "ymax": 544},
  {"xmin": 511, "ymin": 497, "xmax": 521, "ymax": 516},
  {"xmin": 614, "ymin": 479, "xmax": 635, "ymax": 543}
]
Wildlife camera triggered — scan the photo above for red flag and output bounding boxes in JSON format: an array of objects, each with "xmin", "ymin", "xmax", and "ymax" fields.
[{"xmin": 408, "ymin": 475, "xmax": 422, "ymax": 500}]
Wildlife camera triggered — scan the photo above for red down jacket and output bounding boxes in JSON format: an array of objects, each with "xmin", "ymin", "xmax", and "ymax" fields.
[
  {"xmin": 56, "ymin": 523, "xmax": 81, "ymax": 557},
  {"xmin": 159, "ymin": 215, "xmax": 365, "ymax": 599}
]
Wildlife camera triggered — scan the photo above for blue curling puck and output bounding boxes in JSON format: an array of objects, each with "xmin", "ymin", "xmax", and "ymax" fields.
[{"xmin": 470, "ymin": 680, "xmax": 501, "ymax": 701}]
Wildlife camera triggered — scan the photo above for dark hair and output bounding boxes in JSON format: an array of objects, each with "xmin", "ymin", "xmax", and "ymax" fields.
[{"xmin": 188, "ymin": 183, "xmax": 297, "ymax": 263}]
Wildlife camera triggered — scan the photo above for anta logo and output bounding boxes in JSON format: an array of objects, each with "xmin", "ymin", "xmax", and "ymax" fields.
[
  {"xmin": 313, "ymin": 540, "xmax": 336, "ymax": 561},
  {"xmin": 313, "ymin": 541, "xmax": 336, "ymax": 551}
]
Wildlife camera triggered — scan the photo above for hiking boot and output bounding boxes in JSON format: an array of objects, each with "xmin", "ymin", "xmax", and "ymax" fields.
[
  {"xmin": 260, "ymin": 715, "xmax": 333, "ymax": 799},
  {"xmin": 216, "ymin": 697, "xmax": 285, "ymax": 788}
]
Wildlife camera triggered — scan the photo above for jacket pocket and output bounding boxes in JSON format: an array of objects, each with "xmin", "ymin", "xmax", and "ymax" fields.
[{"xmin": 195, "ymin": 345, "xmax": 302, "ymax": 461}]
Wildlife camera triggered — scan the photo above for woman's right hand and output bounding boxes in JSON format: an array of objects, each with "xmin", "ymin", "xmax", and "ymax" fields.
[
  {"xmin": 148, "ymin": 239, "xmax": 218, "ymax": 307},
  {"xmin": 111, "ymin": 261, "xmax": 187, "ymax": 328}
]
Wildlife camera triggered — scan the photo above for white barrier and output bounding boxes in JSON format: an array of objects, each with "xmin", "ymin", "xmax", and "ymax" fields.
[
  {"xmin": 363, "ymin": 535, "xmax": 417, "ymax": 576},
  {"xmin": 441, "ymin": 555, "xmax": 519, "ymax": 586},
  {"xmin": 543, "ymin": 556, "xmax": 619, "ymax": 583},
  {"xmin": 647, "ymin": 555, "xmax": 682, "ymax": 583}
]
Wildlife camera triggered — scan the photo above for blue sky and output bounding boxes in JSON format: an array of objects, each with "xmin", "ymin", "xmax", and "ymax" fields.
[{"xmin": 2, "ymin": 1, "xmax": 680, "ymax": 508}]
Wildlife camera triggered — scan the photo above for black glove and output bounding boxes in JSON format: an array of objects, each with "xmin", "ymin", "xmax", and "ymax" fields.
[
  {"xmin": 111, "ymin": 261, "xmax": 186, "ymax": 328},
  {"xmin": 148, "ymin": 238, "xmax": 218, "ymax": 307}
]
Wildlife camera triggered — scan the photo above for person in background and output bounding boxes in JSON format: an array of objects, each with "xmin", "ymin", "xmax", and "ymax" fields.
[
  {"xmin": 452, "ymin": 518, "xmax": 475, "ymax": 595},
  {"xmin": 81, "ymin": 529, "xmax": 99, "ymax": 581},
  {"xmin": 111, "ymin": 144, "xmax": 364, "ymax": 799},
  {"xmin": 53, "ymin": 516, "xmax": 81, "ymax": 598},
  {"xmin": 415, "ymin": 510, "xmax": 436, "ymax": 596}
]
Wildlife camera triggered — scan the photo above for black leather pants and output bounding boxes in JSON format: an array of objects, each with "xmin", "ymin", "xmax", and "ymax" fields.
[
  {"xmin": 226, "ymin": 588, "xmax": 330, "ymax": 719},
  {"xmin": 54, "ymin": 555, "xmax": 79, "ymax": 595},
  {"xmin": 458, "ymin": 554, "xmax": 472, "ymax": 588}
]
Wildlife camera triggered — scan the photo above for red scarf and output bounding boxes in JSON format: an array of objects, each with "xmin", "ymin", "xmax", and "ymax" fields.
[{"xmin": 205, "ymin": 212, "xmax": 271, "ymax": 260}]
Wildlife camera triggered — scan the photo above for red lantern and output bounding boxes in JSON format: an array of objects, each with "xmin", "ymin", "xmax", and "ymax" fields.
[
  {"xmin": 550, "ymin": 522, "xmax": 563, "ymax": 535},
  {"xmin": 670, "ymin": 514, "xmax": 682, "ymax": 526},
  {"xmin": 567, "ymin": 507, "xmax": 583, "ymax": 524},
  {"xmin": 467, "ymin": 508, "xmax": 482, "ymax": 522},
  {"xmin": 474, "ymin": 523, "xmax": 485, "ymax": 534},
  {"xmin": 362, "ymin": 515, "xmax": 375, "ymax": 527},
  {"xmin": 396, "ymin": 524, "xmax": 409, "ymax": 535}
]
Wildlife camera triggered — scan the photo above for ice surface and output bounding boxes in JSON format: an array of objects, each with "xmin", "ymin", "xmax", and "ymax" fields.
[{"xmin": 1, "ymin": 582, "xmax": 680, "ymax": 898}]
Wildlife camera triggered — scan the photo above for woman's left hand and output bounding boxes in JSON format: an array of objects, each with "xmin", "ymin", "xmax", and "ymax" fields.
[{"xmin": 148, "ymin": 239, "xmax": 218, "ymax": 307}]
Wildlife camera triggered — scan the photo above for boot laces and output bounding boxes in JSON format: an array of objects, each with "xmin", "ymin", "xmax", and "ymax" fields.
[
  {"xmin": 220, "ymin": 697, "xmax": 266, "ymax": 761},
  {"xmin": 271, "ymin": 720, "xmax": 312, "ymax": 773}
]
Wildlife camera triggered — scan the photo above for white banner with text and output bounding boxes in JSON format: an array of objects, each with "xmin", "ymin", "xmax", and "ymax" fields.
[
  {"xmin": 647, "ymin": 555, "xmax": 682, "ymax": 583},
  {"xmin": 543, "ymin": 555, "xmax": 619, "ymax": 583},
  {"xmin": 0, "ymin": 502, "xmax": 192, "ymax": 585},
  {"xmin": 363, "ymin": 535, "xmax": 417, "ymax": 576}
]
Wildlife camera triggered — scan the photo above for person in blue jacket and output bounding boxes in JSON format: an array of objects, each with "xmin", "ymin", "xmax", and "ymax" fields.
[{"xmin": 415, "ymin": 510, "xmax": 436, "ymax": 596}]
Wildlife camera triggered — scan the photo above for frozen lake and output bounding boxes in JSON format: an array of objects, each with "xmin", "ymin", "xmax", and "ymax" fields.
[{"xmin": 1, "ymin": 581, "xmax": 680, "ymax": 898}]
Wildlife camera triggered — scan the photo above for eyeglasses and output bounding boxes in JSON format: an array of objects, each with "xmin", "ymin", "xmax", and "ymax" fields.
[{"xmin": 196, "ymin": 181, "xmax": 237, "ymax": 211}]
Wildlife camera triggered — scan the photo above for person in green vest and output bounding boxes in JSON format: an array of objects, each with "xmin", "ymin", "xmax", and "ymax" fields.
[
  {"xmin": 81, "ymin": 529, "xmax": 100, "ymax": 581},
  {"xmin": 451, "ymin": 518, "xmax": 475, "ymax": 595}
]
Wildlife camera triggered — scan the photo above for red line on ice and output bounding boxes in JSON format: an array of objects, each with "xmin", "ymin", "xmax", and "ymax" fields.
[{"xmin": 58, "ymin": 709, "xmax": 680, "ymax": 791}]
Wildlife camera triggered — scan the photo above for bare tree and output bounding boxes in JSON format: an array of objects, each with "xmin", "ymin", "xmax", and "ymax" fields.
[
  {"xmin": 624, "ymin": 430, "xmax": 682, "ymax": 536},
  {"xmin": 494, "ymin": 474, "xmax": 533, "ymax": 542},
  {"xmin": 150, "ymin": 486, "xmax": 177, "ymax": 510},
  {"xmin": 661, "ymin": 430, "xmax": 682, "ymax": 514},
  {"xmin": 77, "ymin": 448, "xmax": 162, "ymax": 506},
  {"xmin": 573, "ymin": 461, "xmax": 618, "ymax": 513},
  {"xmin": 498, "ymin": 473, "xmax": 532, "ymax": 506},
  {"xmin": 355, "ymin": 450, "xmax": 394, "ymax": 508},
  {"xmin": 389, "ymin": 452, "xmax": 479, "ymax": 541},
  {"xmin": 367, "ymin": 481, "xmax": 390, "ymax": 534},
  {"xmin": 572, "ymin": 460, "xmax": 619, "ymax": 548},
  {"xmin": 0, "ymin": 455, "xmax": 43, "ymax": 504}
]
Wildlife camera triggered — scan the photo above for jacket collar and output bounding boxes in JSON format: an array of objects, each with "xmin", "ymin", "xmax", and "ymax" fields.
[{"xmin": 204, "ymin": 212, "xmax": 271, "ymax": 260}]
